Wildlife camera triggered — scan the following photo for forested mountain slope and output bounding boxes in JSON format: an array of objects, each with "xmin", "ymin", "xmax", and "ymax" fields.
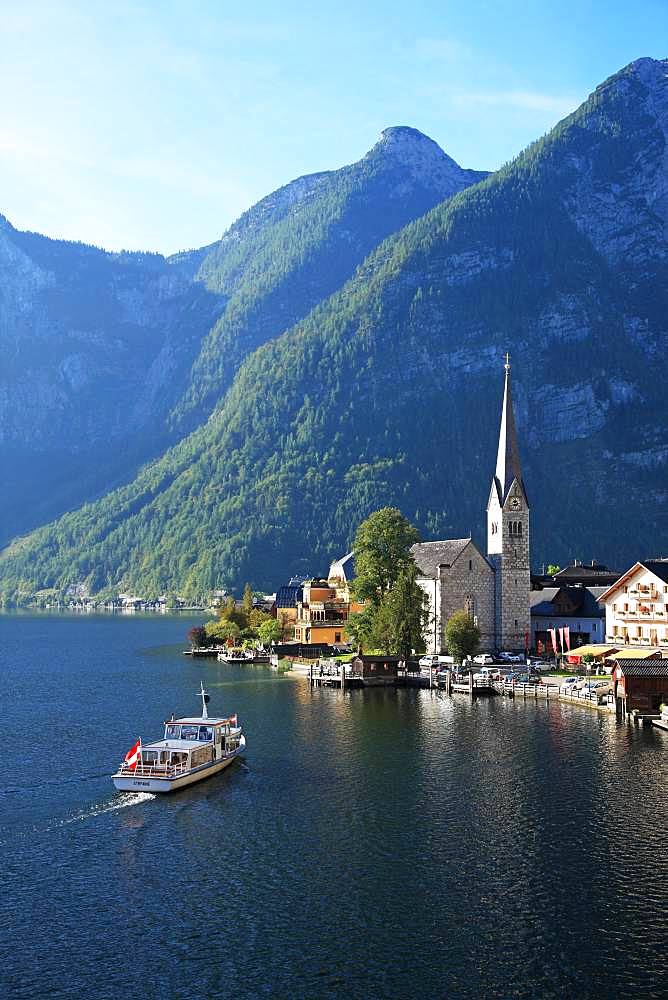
[
  {"xmin": 1, "ymin": 129, "xmax": 484, "ymax": 545},
  {"xmin": 0, "ymin": 221, "xmax": 222, "ymax": 543},
  {"xmin": 171, "ymin": 126, "xmax": 488, "ymax": 428},
  {"xmin": 3, "ymin": 58, "xmax": 667, "ymax": 602}
]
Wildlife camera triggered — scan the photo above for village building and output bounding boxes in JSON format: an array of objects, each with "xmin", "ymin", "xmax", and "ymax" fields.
[
  {"xmin": 530, "ymin": 585, "xmax": 606, "ymax": 653},
  {"xmin": 413, "ymin": 358, "xmax": 531, "ymax": 653},
  {"xmin": 551, "ymin": 560, "xmax": 620, "ymax": 588},
  {"xmin": 610, "ymin": 657, "xmax": 668, "ymax": 716},
  {"xmin": 293, "ymin": 554, "xmax": 362, "ymax": 646},
  {"xmin": 274, "ymin": 581, "xmax": 304, "ymax": 637},
  {"xmin": 599, "ymin": 560, "xmax": 668, "ymax": 648}
]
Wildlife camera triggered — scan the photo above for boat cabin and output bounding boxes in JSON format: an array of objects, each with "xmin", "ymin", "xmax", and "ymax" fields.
[{"xmin": 133, "ymin": 716, "xmax": 240, "ymax": 776}]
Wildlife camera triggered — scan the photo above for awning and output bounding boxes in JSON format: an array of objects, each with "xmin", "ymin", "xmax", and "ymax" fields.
[
  {"xmin": 612, "ymin": 647, "xmax": 662, "ymax": 659},
  {"xmin": 566, "ymin": 644, "xmax": 618, "ymax": 661}
]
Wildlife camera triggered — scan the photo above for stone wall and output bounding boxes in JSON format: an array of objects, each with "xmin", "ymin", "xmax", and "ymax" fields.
[{"xmin": 438, "ymin": 541, "xmax": 495, "ymax": 652}]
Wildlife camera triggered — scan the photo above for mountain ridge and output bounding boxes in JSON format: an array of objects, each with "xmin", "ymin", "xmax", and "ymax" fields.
[
  {"xmin": 3, "ymin": 58, "xmax": 668, "ymax": 602},
  {"xmin": 1, "ymin": 128, "xmax": 485, "ymax": 545}
]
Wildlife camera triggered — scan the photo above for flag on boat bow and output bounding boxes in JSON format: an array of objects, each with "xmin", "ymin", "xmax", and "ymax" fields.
[
  {"xmin": 228, "ymin": 714, "xmax": 238, "ymax": 728},
  {"xmin": 124, "ymin": 738, "xmax": 141, "ymax": 770}
]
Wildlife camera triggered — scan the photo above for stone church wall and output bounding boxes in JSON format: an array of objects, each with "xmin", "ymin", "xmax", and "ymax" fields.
[{"xmin": 439, "ymin": 543, "xmax": 495, "ymax": 652}]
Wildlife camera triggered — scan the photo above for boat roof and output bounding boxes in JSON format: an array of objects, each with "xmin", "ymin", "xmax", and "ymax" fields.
[
  {"xmin": 143, "ymin": 739, "xmax": 210, "ymax": 751},
  {"xmin": 169, "ymin": 716, "xmax": 233, "ymax": 725}
]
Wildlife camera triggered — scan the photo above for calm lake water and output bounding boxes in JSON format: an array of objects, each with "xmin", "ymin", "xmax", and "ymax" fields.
[{"xmin": 1, "ymin": 613, "xmax": 667, "ymax": 1000}]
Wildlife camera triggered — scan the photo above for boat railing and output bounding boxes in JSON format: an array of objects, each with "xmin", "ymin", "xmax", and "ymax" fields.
[{"xmin": 118, "ymin": 760, "xmax": 191, "ymax": 778}]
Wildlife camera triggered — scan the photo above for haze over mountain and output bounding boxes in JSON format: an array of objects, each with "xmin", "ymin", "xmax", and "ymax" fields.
[
  {"xmin": 0, "ymin": 128, "xmax": 485, "ymax": 547},
  {"xmin": 2, "ymin": 57, "xmax": 668, "ymax": 603}
]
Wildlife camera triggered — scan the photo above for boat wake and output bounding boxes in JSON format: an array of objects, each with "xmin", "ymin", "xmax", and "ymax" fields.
[{"xmin": 64, "ymin": 791, "xmax": 156, "ymax": 823}]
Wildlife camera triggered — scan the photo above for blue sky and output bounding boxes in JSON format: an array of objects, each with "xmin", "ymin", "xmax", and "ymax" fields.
[{"xmin": 1, "ymin": 0, "xmax": 665, "ymax": 254}]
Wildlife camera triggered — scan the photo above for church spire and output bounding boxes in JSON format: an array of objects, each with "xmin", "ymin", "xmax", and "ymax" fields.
[{"xmin": 494, "ymin": 353, "xmax": 524, "ymax": 504}]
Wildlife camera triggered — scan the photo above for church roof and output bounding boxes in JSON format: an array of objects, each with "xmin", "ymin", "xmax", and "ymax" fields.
[
  {"xmin": 492, "ymin": 362, "xmax": 526, "ymax": 505},
  {"xmin": 411, "ymin": 538, "xmax": 472, "ymax": 577}
]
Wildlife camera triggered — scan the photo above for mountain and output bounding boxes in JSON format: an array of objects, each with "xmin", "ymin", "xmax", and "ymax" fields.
[
  {"xmin": 170, "ymin": 126, "xmax": 488, "ymax": 428},
  {"xmin": 0, "ymin": 129, "xmax": 485, "ymax": 546},
  {"xmin": 3, "ymin": 57, "xmax": 668, "ymax": 603},
  {"xmin": 0, "ymin": 221, "xmax": 223, "ymax": 543}
]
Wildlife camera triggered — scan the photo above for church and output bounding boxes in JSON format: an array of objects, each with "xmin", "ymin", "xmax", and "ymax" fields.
[{"xmin": 412, "ymin": 358, "xmax": 531, "ymax": 653}]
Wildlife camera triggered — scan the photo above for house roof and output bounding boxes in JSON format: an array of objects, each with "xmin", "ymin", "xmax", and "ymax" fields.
[
  {"xmin": 600, "ymin": 560, "xmax": 668, "ymax": 601},
  {"xmin": 275, "ymin": 585, "xmax": 303, "ymax": 608},
  {"xmin": 411, "ymin": 538, "xmax": 472, "ymax": 578},
  {"xmin": 613, "ymin": 658, "xmax": 668, "ymax": 676},
  {"xmin": 554, "ymin": 562, "xmax": 619, "ymax": 584},
  {"xmin": 529, "ymin": 585, "xmax": 605, "ymax": 618}
]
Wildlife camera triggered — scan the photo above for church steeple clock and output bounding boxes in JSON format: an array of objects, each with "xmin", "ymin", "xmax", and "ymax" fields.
[{"xmin": 486, "ymin": 355, "xmax": 531, "ymax": 651}]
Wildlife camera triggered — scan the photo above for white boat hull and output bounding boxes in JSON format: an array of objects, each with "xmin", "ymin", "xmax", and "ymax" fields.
[{"xmin": 112, "ymin": 737, "xmax": 246, "ymax": 793}]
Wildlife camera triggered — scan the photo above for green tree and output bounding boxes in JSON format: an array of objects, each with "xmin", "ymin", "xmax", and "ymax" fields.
[
  {"xmin": 242, "ymin": 582, "xmax": 254, "ymax": 621},
  {"xmin": 217, "ymin": 595, "xmax": 246, "ymax": 628},
  {"xmin": 371, "ymin": 563, "xmax": 429, "ymax": 657},
  {"xmin": 346, "ymin": 605, "xmax": 377, "ymax": 651},
  {"xmin": 444, "ymin": 611, "xmax": 481, "ymax": 663},
  {"xmin": 546, "ymin": 564, "xmax": 561, "ymax": 577},
  {"xmin": 258, "ymin": 619, "xmax": 283, "ymax": 645},
  {"xmin": 205, "ymin": 619, "xmax": 241, "ymax": 644},
  {"xmin": 352, "ymin": 507, "xmax": 420, "ymax": 607}
]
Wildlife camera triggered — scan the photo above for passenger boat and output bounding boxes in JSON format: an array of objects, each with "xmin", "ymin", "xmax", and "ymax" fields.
[
  {"xmin": 217, "ymin": 649, "xmax": 254, "ymax": 663},
  {"xmin": 217, "ymin": 648, "xmax": 270, "ymax": 663},
  {"xmin": 111, "ymin": 683, "xmax": 245, "ymax": 793}
]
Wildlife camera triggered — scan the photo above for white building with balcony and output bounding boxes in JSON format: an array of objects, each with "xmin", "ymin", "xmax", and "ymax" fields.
[{"xmin": 599, "ymin": 560, "xmax": 668, "ymax": 649}]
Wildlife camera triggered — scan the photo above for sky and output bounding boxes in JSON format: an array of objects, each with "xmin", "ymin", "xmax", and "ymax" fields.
[{"xmin": 0, "ymin": 0, "xmax": 666, "ymax": 255}]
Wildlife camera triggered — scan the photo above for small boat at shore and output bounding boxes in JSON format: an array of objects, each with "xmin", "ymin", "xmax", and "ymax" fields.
[
  {"xmin": 217, "ymin": 648, "xmax": 270, "ymax": 664},
  {"xmin": 111, "ymin": 683, "xmax": 245, "ymax": 793}
]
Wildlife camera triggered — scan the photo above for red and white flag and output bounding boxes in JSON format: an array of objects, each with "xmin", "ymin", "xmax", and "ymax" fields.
[
  {"xmin": 124, "ymin": 738, "xmax": 141, "ymax": 770},
  {"xmin": 559, "ymin": 627, "xmax": 565, "ymax": 653},
  {"xmin": 228, "ymin": 714, "xmax": 238, "ymax": 728},
  {"xmin": 564, "ymin": 626, "xmax": 571, "ymax": 651}
]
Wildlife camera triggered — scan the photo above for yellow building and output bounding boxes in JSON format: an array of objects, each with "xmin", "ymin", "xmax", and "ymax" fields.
[{"xmin": 293, "ymin": 553, "xmax": 363, "ymax": 646}]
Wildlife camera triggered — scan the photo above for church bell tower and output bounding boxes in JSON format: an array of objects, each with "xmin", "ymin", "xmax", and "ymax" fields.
[{"xmin": 486, "ymin": 355, "xmax": 531, "ymax": 651}]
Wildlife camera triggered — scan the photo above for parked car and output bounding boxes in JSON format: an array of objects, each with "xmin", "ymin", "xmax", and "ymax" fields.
[
  {"xmin": 473, "ymin": 654, "xmax": 495, "ymax": 666},
  {"xmin": 498, "ymin": 651, "xmax": 524, "ymax": 663},
  {"xmin": 473, "ymin": 666, "xmax": 503, "ymax": 681},
  {"xmin": 517, "ymin": 673, "xmax": 540, "ymax": 684},
  {"xmin": 559, "ymin": 677, "xmax": 579, "ymax": 694},
  {"xmin": 419, "ymin": 654, "xmax": 455, "ymax": 669}
]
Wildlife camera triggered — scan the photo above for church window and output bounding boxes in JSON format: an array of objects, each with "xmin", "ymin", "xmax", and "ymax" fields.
[
  {"xmin": 469, "ymin": 560, "xmax": 472, "ymax": 571},
  {"xmin": 514, "ymin": 619, "xmax": 518, "ymax": 627}
]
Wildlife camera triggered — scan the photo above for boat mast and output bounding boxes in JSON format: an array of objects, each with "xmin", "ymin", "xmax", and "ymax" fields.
[{"xmin": 199, "ymin": 680, "xmax": 209, "ymax": 720}]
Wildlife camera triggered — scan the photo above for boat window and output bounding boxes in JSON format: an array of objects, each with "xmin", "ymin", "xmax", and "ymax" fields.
[
  {"xmin": 143, "ymin": 751, "xmax": 158, "ymax": 763},
  {"xmin": 180, "ymin": 725, "xmax": 199, "ymax": 740},
  {"xmin": 198, "ymin": 726, "xmax": 213, "ymax": 741},
  {"xmin": 165, "ymin": 725, "xmax": 180, "ymax": 739}
]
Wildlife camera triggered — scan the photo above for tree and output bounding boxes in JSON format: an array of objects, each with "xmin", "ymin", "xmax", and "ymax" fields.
[
  {"xmin": 258, "ymin": 619, "xmax": 283, "ymax": 645},
  {"xmin": 346, "ymin": 605, "xmax": 377, "ymax": 651},
  {"xmin": 444, "ymin": 611, "xmax": 481, "ymax": 663},
  {"xmin": 242, "ymin": 582, "xmax": 254, "ymax": 621},
  {"xmin": 217, "ymin": 595, "xmax": 246, "ymax": 628},
  {"xmin": 371, "ymin": 563, "xmax": 429, "ymax": 657},
  {"xmin": 352, "ymin": 507, "xmax": 420, "ymax": 607},
  {"xmin": 205, "ymin": 619, "xmax": 241, "ymax": 645},
  {"xmin": 546, "ymin": 564, "xmax": 561, "ymax": 577},
  {"xmin": 187, "ymin": 625, "xmax": 208, "ymax": 649}
]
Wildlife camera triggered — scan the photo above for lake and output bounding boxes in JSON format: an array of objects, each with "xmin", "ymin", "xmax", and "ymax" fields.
[{"xmin": 1, "ymin": 612, "xmax": 667, "ymax": 999}]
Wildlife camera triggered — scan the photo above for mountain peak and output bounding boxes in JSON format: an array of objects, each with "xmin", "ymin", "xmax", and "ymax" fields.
[
  {"xmin": 371, "ymin": 125, "xmax": 456, "ymax": 164},
  {"xmin": 365, "ymin": 125, "xmax": 486, "ymax": 189}
]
